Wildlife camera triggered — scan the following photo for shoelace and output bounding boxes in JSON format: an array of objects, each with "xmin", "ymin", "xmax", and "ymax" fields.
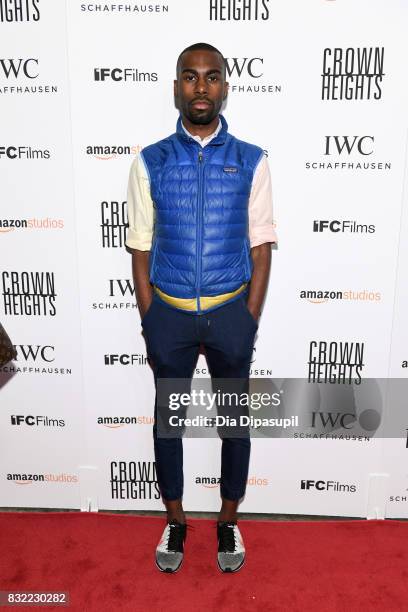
[
  {"xmin": 217, "ymin": 523, "xmax": 236, "ymax": 553},
  {"xmin": 166, "ymin": 521, "xmax": 190, "ymax": 552}
]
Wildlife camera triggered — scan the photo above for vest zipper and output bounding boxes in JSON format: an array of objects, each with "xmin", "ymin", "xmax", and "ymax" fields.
[{"xmin": 196, "ymin": 149, "xmax": 204, "ymax": 313}]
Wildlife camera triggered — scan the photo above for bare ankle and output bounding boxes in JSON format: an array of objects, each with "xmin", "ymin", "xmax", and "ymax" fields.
[
  {"xmin": 218, "ymin": 513, "xmax": 237, "ymax": 524},
  {"xmin": 167, "ymin": 511, "xmax": 186, "ymax": 524},
  {"xmin": 165, "ymin": 499, "xmax": 185, "ymax": 524},
  {"xmin": 218, "ymin": 498, "xmax": 239, "ymax": 523}
]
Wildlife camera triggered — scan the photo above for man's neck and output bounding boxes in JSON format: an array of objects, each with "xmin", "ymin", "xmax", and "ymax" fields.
[{"xmin": 181, "ymin": 115, "xmax": 220, "ymax": 139}]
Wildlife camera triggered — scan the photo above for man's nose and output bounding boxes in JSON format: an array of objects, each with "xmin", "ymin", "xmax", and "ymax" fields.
[{"xmin": 194, "ymin": 75, "xmax": 208, "ymax": 94}]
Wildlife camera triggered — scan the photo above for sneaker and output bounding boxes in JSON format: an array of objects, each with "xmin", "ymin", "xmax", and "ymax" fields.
[
  {"xmin": 217, "ymin": 521, "xmax": 245, "ymax": 573},
  {"xmin": 155, "ymin": 520, "xmax": 187, "ymax": 573}
]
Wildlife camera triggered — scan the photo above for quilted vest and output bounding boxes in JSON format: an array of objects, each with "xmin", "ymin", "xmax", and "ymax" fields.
[{"xmin": 141, "ymin": 114, "xmax": 263, "ymax": 312}]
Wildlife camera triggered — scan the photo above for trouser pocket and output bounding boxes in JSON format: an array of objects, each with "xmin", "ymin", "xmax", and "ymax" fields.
[
  {"xmin": 239, "ymin": 295, "xmax": 258, "ymax": 329},
  {"xmin": 141, "ymin": 299, "xmax": 156, "ymax": 327}
]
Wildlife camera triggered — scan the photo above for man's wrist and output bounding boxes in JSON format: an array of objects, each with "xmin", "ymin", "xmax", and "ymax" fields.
[
  {"xmin": 138, "ymin": 292, "xmax": 153, "ymax": 319},
  {"xmin": 247, "ymin": 301, "xmax": 261, "ymax": 321},
  {"xmin": 251, "ymin": 309, "xmax": 261, "ymax": 322}
]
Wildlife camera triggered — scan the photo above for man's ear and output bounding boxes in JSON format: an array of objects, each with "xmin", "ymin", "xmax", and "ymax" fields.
[{"xmin": 174, "ymin": 79, "xmax": 178, "ymax": 98}]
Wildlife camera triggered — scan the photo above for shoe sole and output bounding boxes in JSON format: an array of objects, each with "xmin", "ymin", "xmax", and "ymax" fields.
[
  {"xmin": 217, "ymin": 556, "xmax": 245, "ymax": 574},
  {"xmin": 155, "ymin": 557, "xmax": 183, "ymax": 574}
]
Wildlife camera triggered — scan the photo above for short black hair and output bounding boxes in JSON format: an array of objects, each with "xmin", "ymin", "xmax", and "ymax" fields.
[{"xmin": 176, "ymin": 42, "xmax": 226, "ymax": 78}]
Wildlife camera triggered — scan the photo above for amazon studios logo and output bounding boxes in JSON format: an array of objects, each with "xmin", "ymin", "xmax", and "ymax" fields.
[
  {"xmin": 210, "ymin": 0, "xmax": 270, "ymax": 20},
  {"xmin": 300, "ymin": 479, "xmax": 357, "ymax": 493},
  {"xmin": 98, "ymin": 415, "xmax": 153, "ymax": 427},
  {"xmin": 0, "ymin": 0, "xmax": 40, "ymax": 22},
  {"xmin": 92, "ymin": 279, "xmax": 137, "ymax": 311},
  {"xmin": 322, "ymin": 47, "xmax": 384, "ymax": 101},
  {"xmin": 0, "ymin": 217, "xmax": 63, "ymax": 232},
  {"xmin": 225, "ymin": 56, "xmax": 281, "ymax": 95},
  {"xmin": 0, "ymin": 58, "xmax": 58, "ymax": 95},
  {"xmin": 101, "ymin": 201, "xmax": 128, "ymax": 248},
  {"xmin": 110, "ymin": 460, "xmax": 160, "ymax": 500},
  {"xmin": 86, "ymin": 144, "xmax": 142, "ymax": 160},
  {"xmin": 306, "ymin": 136, "xmax": 391, "ymax": 172},
  {"xmin": 299, "ymin": 289, "xmax": 381, "ymax": 304},
  {"xmin": 2, "ymin": 271, "xmax": 56, "ymax": 316},
  {"xmin": 6, "ymin": 471, "xmax": 78, "ymax": 484},
  {"xmin": 196, "ymin": 474, "xmax": 268, "ymax": 487}
]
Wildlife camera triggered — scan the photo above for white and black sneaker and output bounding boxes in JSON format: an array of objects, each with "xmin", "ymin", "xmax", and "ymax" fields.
[
  {"xmin": 155, "ymin": 520, "xmax": 187, "ymax": 573},
  {"xmin": 217, "ymin": 521, "xmax": 245, "ymax": 573}
]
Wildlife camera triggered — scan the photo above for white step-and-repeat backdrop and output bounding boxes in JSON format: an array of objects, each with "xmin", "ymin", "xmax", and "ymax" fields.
[{"xmin": 1, "ymin": 0, "xmax": 408, "ymax": 518}]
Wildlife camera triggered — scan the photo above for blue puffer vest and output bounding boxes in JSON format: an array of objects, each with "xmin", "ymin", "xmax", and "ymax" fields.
[{"xmin": 141, "ymin": 114, "xmax": 263, "ymax": 313}]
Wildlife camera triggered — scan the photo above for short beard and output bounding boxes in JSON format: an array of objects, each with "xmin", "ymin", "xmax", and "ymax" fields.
[
  {"xmin": 182, "ymin": 101, "xmax": 221, "ymax": 126},
  {"xmin": 186, "ymin": 112, "xmax": 215, "ymax": 125}
]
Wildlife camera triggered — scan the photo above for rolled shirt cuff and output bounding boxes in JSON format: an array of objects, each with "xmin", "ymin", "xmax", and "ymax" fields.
[
  {"xmin": 125, "ymin": 229, "xmax": 152, "ymax": 251},
  {"xmin": 249, "ymin": 224, "xmax": 278, "ymax": 248}
]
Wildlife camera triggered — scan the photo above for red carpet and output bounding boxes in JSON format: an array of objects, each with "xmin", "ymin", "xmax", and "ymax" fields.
[{"xmin": 1, "ymin": 512, "xmax": 407, "ymax": 611}]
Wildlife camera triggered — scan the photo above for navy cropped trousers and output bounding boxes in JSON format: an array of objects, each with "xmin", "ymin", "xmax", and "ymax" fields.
[{"xmin": 141, "ymin": 291, "xmax": 258, "ymax": 501}]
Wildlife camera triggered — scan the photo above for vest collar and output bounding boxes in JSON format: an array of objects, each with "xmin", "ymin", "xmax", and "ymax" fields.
[{"xmin": 176, "ymin": 113, "xmax": 228, "ymax": 146}]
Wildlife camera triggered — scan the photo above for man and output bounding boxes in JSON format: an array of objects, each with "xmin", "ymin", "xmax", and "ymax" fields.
[{"xmin": 125, "ymin": 42, "xmax": 277, "ymax": 573}]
